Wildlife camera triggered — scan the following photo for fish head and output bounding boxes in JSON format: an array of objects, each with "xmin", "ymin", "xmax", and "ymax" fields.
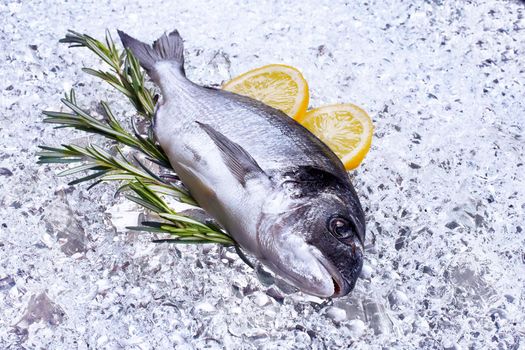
[
  {"xmin": 256, "ymin": 168, "xmax": 365, "ymax": 298},
  {"xmin": 301, "ymin": 189, "xmax": 365, "ymax": 297}
]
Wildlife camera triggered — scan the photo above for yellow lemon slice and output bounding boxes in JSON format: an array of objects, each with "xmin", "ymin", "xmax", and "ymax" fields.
[
  {"xmin": 223, "ymin": 64, "xmax": 309, "ymax": 120},
  {"xmin": 298, "ymin": 104, "xmax": 373, "ymax": 170}
]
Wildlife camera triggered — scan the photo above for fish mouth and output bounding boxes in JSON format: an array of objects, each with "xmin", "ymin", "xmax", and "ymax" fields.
[{"xmin": 310, "ymin": 247, "xmax": 350, "ymax": 298}]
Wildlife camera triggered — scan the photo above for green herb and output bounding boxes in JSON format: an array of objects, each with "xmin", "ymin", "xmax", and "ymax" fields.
[
  {"xmin": 38, "ymin": 30, "xmax": 238, "ymax": 247},
  {"xmin": 60, "ymin": 30, "xmax": 155, "ymax": 117}
]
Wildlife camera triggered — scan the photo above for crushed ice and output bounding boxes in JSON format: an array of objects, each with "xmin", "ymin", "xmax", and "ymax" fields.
[{"xmin": 0, "ymin": 0, "xmax": 524, "ymax": 348}]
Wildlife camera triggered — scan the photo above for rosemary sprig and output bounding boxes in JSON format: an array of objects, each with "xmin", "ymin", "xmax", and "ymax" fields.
[
  {"xmin": 36, "ymin": 143, "xmax": 234, "ymax": 244},
  {"xmin": 38, "ymin": 30, "xmax": 240, "ymax": 247},
  {"xmin": 43, "ymin": 89, "xmax": 170, "ymax": 168},
  {"xmin": 125, "ymin": 181, "xmax": 234, "ymax": 245},
  {"xmin": 36, "ymin": 142, "xmax": 191, "ymax": 200},
  {"xmin": 38, "ymin": 145, "xmax": 235, "ymax": 245},
  {"xmin": 60, "ymin": 30, "xmax": 155, "ymax": 118}
]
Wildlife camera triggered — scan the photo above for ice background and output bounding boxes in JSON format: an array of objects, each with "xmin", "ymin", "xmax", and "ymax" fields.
[{"xmin": 1, "ymin": 0, "xmax": 524, "ymax": 348}]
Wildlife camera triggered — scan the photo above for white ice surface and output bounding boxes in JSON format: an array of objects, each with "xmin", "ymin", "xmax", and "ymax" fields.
[{"xmin": 1, "ymin": 0, "xmax": 524, "ymax": 349}]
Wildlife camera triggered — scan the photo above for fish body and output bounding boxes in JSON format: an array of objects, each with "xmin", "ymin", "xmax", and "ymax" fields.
[{"xmin": 119, "ymin": 30, "xmax": 366, "ymax": 297}]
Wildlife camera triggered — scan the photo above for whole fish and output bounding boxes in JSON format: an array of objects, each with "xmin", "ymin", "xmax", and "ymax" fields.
[{"xmin": 118, "ymin": 30, "xmax": 366, "ymax": 297}]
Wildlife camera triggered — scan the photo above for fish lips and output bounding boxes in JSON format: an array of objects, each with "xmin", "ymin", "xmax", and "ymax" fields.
[
  {"xmin": 310, "ymin": 239, "xmax": 363, "ymax": 297},
  {"xmin": 257, "ymin": 238, "xmax": 362, "ymax": 298}
]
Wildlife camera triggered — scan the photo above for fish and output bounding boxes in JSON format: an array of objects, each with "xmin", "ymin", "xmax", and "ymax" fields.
[{"xmin": 118, "ymin": 29, "xmax": 366, "ymax": 297}]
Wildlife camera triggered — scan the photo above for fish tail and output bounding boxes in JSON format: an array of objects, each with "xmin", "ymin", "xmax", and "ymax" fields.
[{"xmin": 117, "ymin": 29, "xmax": 185, "ymax": 80}]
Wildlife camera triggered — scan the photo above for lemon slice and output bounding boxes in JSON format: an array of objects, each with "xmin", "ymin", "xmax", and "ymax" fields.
[
  {"xmin": 298, "ymin": 104, "xmax": 373, "ymax": 170},
  {"xmin": 223, "ymin": 64, "xmax": 309, "ymax": 120}
]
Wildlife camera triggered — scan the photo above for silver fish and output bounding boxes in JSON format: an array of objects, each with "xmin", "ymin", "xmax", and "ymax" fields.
[{"xmin": 118, "ymin": 30, "xmax": 366, "ymax": 297}]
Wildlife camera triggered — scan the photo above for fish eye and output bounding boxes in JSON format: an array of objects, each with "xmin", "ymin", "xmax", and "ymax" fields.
[{"xmin": 328, "ymin": 217, "xmax": 353, "ymax": 240}]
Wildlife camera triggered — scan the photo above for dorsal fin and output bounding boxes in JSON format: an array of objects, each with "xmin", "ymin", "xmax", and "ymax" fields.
[{"xmin": 197, "ymin": 122, "xmax": 266, "ymax": 185}]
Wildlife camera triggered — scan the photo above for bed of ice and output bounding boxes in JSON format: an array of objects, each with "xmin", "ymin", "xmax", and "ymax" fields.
[{"xmin": 1, "ymin": 0, "xmax": 524, "ymax": 348}]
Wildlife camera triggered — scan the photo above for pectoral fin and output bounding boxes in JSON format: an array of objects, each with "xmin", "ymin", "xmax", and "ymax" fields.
[{"xmin": 197, "ymin": 122, "xmax": 266, "ymax": 186}]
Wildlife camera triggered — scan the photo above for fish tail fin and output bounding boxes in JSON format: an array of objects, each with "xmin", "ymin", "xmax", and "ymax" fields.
[{"xmin": 117, "ymin": 29, "xmax": 185, "ymax": 80}]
